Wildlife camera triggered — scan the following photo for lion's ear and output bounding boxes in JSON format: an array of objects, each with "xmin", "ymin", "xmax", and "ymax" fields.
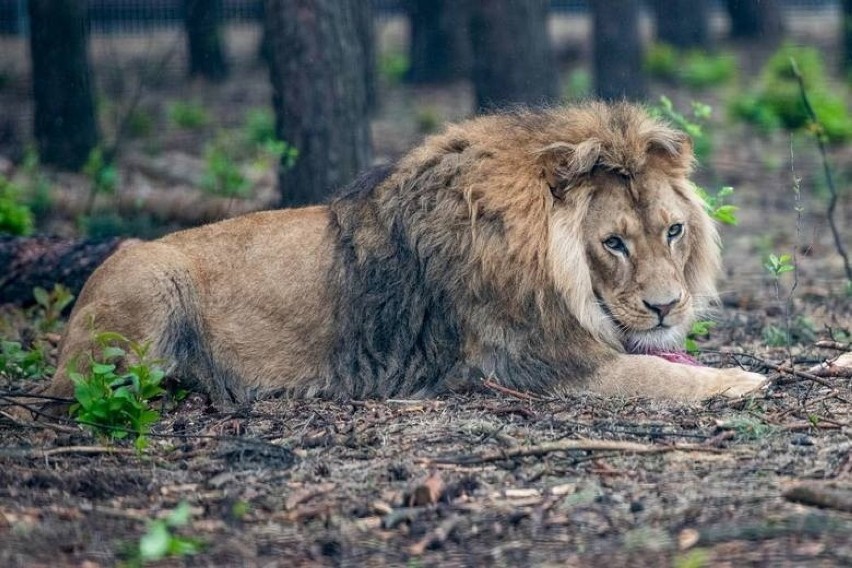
[
  {"xmin": 646, "ymin": 130, "xmax": 695, "ymax": 174},
  {"xmin": 536, "ymin": 139, "xmax": 602, "ymax": 200}
]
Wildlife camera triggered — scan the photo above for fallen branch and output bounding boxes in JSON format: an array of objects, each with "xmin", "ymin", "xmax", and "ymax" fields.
[
  {"xmin": 0, "ymin": 445, "xmax": 137, "ymax": 459},
  {"xmin": 426, "ymin": 439, "xmax": 720, "ymax": 466},
  {"xmin": 784, "ymin": 482, "xmax": 852, "ymax": 513},
  {"xmin": 815, "ymin": 340, "xmax": 851, "ymax": 352}
]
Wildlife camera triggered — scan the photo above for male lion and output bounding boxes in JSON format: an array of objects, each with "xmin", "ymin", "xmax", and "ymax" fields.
[{"xmin": 41, "ymin": 102, "xmax": 765, "ymax": 407}]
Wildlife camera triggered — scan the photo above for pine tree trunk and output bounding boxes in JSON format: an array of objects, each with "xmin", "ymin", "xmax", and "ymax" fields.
[
  {"xmin": 404, "ymin": 0, "xmax": 471, "ymax": 84},
  {"xmin": 844, "ymin": 0, "xmax": 852, "ymax": 75},
  {"xmin": 469, "ymin": 0, "xmax": 556, "ymax": 111},
  {"xmin": 264, "ymin": 0, "xmax": 372, "ymax": 206},
  {"xmin": 725, "ymin": 0, "xmax": 784, "ymax": 41},
  {"xmin": 649, "ymin": 0, "xmax": 712, "ymax": 50},
  {"xmin": 28, "ymin": 0, "xmax": 98, "ymax": 171},
  {"xmin": 591, "ymin": 0, "xmax": 646, "ymax": 102},
  {"xmin": 183, "ymin": 0, "xmax": 229, "ymax": 81}
]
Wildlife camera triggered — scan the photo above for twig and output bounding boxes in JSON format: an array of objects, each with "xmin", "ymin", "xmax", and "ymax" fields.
[
  {"xmin": 815, "ymin": 340, "xmax": 851, "ymax": 352},
  {"xmin": 0, "ymin": 445, "xmax": 137, "ymax": 459},
  {"xmin": 426, "ymin": 439, "xmax": 721, "ymax": 466},
  {"xmin": 790, "ymin": 58, "xmax": 852, "ymax": 283},
  {"xmin": 716, "ymin": 352, "xmax": 838, "ymax": 390},
  {"xmin": 482, "ymin": 378, "xmax": 542, "ymax": 401}
]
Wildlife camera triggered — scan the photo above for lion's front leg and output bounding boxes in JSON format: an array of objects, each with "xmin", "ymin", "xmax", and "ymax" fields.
[{"xmin": 586, "ymin": 354, "xmax": 767, "ymax": 400}]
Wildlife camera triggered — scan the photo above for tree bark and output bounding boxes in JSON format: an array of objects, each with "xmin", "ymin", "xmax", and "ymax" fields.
[
  {"xmin": 0, "ymin": 236, "xmax": 127, "ymax": 306},
  {"xmin": 264, "ymin": 0, "xmax": 372, "ymax": 206},
  {"xmin": 404, "ymin": 0, "xmax": 471, "ymax": 84},
  {"xmin": 725, "ymin": 0, "xmax": 785, "ymax": 42},
  {"xmin": 28, "ymin": 0, "xmax": 98, "ymax": 171},
  {"xmin": 591, "ymin": 0, "xmax": 646, "ymax": 102},
  {"xmin": 842, "ymin": 0, "xmax": 852, "ymax": 74},
  {"xmin": 649, "ymin": 0, "xmax": 712, "ymax": 50},
  {"xmin": 469, "ymin": 0, "xmax": 557, "ymax": 111},
  {"xmin": 183, "ymin": 0, "xmax": 229, "ymax": 81}
]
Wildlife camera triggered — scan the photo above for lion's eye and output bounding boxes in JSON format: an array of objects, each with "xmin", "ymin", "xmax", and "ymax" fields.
[
  {"xmin": 603, "ymin": 235, "xmax": 628, "ymax": 255},
  {"xmin": 667, "ymin": 223, "xmax": 684, "ymax": 241}
]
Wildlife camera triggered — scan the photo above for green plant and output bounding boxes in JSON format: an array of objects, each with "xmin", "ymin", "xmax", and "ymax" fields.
[
  {"xmin": 244, "ymin": 108, "xmax": 277, "ymax": 146},
  {"xmin": 127, "ymin": 107, "xmax": 154, "ymax": 139},
  {"xmin": 693, "ymin": 185, "xmax": 739, "ymax": 225},
  {"xmin": 168, "ymin": 100, "xmax": 209, "ymax": 129},
  {"xmin": 645, "ymin": 44, "xmax": 735, "ymax": 89},
  {"xmin": 651, "ymin": 96, "xmax": 713, "ymax": 162},
  {"xmin": 82, "ymin": 147, "xmax": 118, "ymax": 217},
  {"xmin": 765, "ymin": 253, "xmax": 794, "ymax": 277},
  {"xmin": 415, "ymin": 106, "xmax": 440, "ymax": 134},
  {"xmin": 21, "ymin": 147, "xmax": 53, "ymax": 219},
  {"xmin": 378, "ymin": 51, "xmax": 409, "ymax": 84},
  {"xmin": 564, "ymin": 68, "xmax": 592, "ymax": 100},
  {"xmin": 644, "ymin": 43, "xmax": 679, "ymax": 81},
  {"xmin": 69, "ymin": 332, "xmax": 166, "ymax": 449},
  {"xmin": 202, "ymin": 140, "xmax": 249, "ymax": 198},
  {"xmin": 731, "ymin": 44, "xmax": 852, "ymax": 142},
  {"xmin": 32, "ymin": 284, "xmax": 75, "ymax": 333},
  {"xmin": 136, "ymin": 502, "xmax": 202, "ymax": 563},
  {"xmin": 0, "ymin": 174, "xmax": 34, "ymax": 235},
  {"xmin": 0, "ymin": 341, "xmax": 52, "ymax": 381},
  {"xmin": 762, "ymin": 316, "xmax": 816, "ymax": 347},
  {"xmin": 685, "ymin": 320, "xmax": 716, "ymax": 355},
  {"xmin": 723, "ymin": 416, "xmax": 773, "ymax": 441},
  {"xmin": 679, "ymin": 51, "xmax": 736, "ymax": 89}
]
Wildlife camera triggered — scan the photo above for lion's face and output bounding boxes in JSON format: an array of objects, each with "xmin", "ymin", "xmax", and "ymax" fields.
[
  {"xmin": 548, "ymin": 167, "xmax": 718, "ymax": 355},
  {"xmin": 583, "ymin": 170, "xmax": 699, "ymax": 353}
]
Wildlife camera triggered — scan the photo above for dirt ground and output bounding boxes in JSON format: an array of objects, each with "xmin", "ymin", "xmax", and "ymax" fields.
[{"xmin": 1, "ymin": 11, "xmax": 852, "ymax": 568}]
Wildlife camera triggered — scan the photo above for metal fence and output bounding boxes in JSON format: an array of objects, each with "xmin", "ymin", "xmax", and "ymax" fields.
[{"xmin": 0, "ymin": 0, "xmax": 840, "ymax": 35}]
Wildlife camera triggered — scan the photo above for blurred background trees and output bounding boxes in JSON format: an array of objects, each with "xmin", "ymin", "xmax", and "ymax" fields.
[{"xmin": 5, "ymin": 0, "xmax": 852, "ymax": 231}]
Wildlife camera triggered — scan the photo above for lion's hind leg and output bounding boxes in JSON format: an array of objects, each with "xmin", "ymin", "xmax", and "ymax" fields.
[{"xmin": 35, "ymin": 242, "xmax": 215, "ymax": 416}]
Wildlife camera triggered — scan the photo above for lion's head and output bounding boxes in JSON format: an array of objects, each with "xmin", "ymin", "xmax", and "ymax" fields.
[{"xmin": 387, "ymin": 102, "xmax": 721, "ymax": 359}]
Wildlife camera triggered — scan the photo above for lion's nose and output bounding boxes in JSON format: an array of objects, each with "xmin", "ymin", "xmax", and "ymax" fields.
[{"xmin": 643, "ymin": 297, "xmax": 679, "ymax": 320}]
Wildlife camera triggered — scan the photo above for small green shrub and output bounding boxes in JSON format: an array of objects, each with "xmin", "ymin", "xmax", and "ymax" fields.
[
  {"xmin": 651, "ymin": 96, "xmax": 713, "ymax": 163},
  {"xmin": 127, "ymin": 107, "xmax": 155, "ymax": 139},
  {"xmin": 202, "ymin": 140, "xmax": 249, "ymax": 198},
  {"xmin": 731, "ymin": 44, "xmax": 852, "ymax": 142},
  {"xmin": 69, "ymin": 332, "xmax": 167, "ymax": 449},
  {"xmin": 0, "ymin": 175, "xmax": 34, "ymax": 235},
  {"xmin": 136, "ymin": 502, "xmax": 203, "ymax": 563},
  {"xmin": 645, "ymin": 44, "xmax": 735, "ymax": 88},
  {"xmin": 693, "ymin": 185, "xmax": 739, "ymax": 225},
  {"xmin": 378, "ymin": 51, "xmax": 409, "ymax": 84},
  {"xmin": 563, "ymin": 68, "xmax": 592, "ymax": 101},
  {"xmin": 244, "ymin": 108, "xmax": 277, "ymax": 146},
  {"xmin": 680, "ymin": 51, "xmax": 736, "ymax": 89},
  {"xmin": 0, "ymin": 341, "xmax": 52, "ymax": 382},
  {"xmin": 83, "ymin": 147, "xmax": 118, "ymax": 197},
  {"xmin": 168, "ymin": 100, "xmax": 209, "ymax": 129},
  {"xmin": 32, "ymin": 284, "xmax": 75, "ymax": 333}
]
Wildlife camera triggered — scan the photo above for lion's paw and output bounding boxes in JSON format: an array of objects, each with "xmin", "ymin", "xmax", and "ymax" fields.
[{"xmin": 716, "ymin": 369, "xmax": 768, "ymax": 398}]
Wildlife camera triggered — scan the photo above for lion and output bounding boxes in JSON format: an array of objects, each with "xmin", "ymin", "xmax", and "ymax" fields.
[{"xmin": 39, "ymin": 102, "xmax": 765, "ymax": 409}]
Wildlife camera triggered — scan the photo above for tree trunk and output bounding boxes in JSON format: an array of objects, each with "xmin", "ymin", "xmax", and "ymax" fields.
[
  {"xmin": 591, "ymin": 0, "xmax": 646, "ymax": 102},
  {"xmin": 0, "ymin": 236, "xmax": 127, "ymax": 306},
  {"xmin": 183, "ymin": 0, "xmax": 229, "ymax": 81},
  {"xmin": 725, "ymin": 0, "xmax": 784, "ymax": 41},
  {"xmin": 844, "ymin": 0, "xmax": 852, "ymax": 75},
  {"xmin": 28, "ymin": 0, "xmax": 98, "ymax": 171},
  {"xmin": 264, "ymin": 0, "xmax": 372, "ymax": 207},
  {"xmin": 355, "ymin": 0, "xmax": 378, "ymax": 112},
  {"xmin": 649, "ymin": 0, "xmax": 712, "ymax": 50},
  {"xmin": 404, "ymin": 0, "xmax": 471, "ymax": 84},
  {"xmin": 469, "ymin": 0, "xmax": 557, "ymax": 111}
]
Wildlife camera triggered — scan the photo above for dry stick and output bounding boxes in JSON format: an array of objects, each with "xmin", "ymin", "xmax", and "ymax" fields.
[
  {"xmin": 790, "ymin": 57, "xmax": 852, "ymax": 283},
  {"xmin": 0, "ymin": 445, "xmax": 137, "ymax": 459},
  {"xmin": 427, "ymin": 439, "xmax": 721, "ymax": 466},
  {"xmin": 714, "ymin": 351, "xmax": 838, "ymax": 390},
  {"xmin": 784, "ymin": 483, "xmax": 852, "ymax": 514},
  {"xmin": 482, "ymin": 378, "xmax": 543, "ymax": 402},
  {"xmin": 815, "ymin": 340, "xmax": 852, "ymax": 352}
]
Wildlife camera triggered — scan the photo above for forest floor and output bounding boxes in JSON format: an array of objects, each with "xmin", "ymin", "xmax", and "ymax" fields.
[{"xmin": 1, "ymin": 12, "xmax": 852, "ymax": 568}]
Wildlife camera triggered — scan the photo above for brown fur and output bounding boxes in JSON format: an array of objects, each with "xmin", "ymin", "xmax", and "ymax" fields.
[{"xmin": 40, "ymin": 102, "xmax": 765, "ymax": 408}]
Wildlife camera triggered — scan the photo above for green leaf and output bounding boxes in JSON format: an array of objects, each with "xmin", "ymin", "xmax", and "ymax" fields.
[
  {"xmin": 32, "ymin": 286, "xmax": 49, "ymax": 308},
  {"xmin": 139, "ymin": 522, "xmax": 170, "ymax": 561},
  {"xmin": 91, "ymin": 363, "xmax": 116, "ymax": 375},
  {"xmin": 167, "ymin": 502, "xmax": 192, "ymax": 527}
]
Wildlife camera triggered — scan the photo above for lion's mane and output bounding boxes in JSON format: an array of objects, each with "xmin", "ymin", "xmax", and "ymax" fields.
[{"xmin": 321, "ymin": 102, "xmax": 721, "ymax": 398}]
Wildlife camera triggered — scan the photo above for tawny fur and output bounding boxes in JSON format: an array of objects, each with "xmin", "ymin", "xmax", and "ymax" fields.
[{"xmin": 40, "ymin": 102, "xmax": 765, "ymax": 408}]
